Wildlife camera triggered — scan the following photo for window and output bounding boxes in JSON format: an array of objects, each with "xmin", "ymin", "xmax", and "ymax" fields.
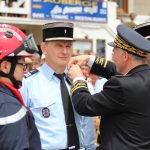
[
  {"xmin": 73, "ymin": 39, "xmax": 92, "ymax": 55},
  {"xmin": 109, "ymin": 0, "xmax": 128, "ymax": 14},
  {"xmin": 96, "ymin": 39, "xmax": 105, "ymax": 57}
]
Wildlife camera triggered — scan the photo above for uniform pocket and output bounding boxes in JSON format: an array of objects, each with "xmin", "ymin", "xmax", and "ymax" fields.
[{"xmin": 30, "ymin": 98, "xmax": 56, "ymax": 118}]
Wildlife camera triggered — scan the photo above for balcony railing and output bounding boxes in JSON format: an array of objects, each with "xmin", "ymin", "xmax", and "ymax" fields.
[{"xmin": 0, "ymin": 0, "xmax": 30, "ymax": 17}]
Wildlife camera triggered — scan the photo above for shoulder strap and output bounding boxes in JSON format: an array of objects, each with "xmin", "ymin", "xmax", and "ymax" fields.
[{"xmin": 24, "ymin": 69, "xmax": 39, "ymax": 78}]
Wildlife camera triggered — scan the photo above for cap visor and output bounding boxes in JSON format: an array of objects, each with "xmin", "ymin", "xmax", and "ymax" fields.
[{"xmin": 108, "ymin": 42, "xmax": 116, "ymax": 47}]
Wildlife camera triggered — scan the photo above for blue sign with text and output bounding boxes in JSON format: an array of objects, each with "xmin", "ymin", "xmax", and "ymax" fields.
[{"xmin": 31, "ymin": 0, "xmax": 107, "ymax": 23}]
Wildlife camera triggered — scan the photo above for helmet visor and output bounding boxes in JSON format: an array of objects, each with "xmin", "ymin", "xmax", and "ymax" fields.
[{"xmin": 23, "ymin": 34, "xmax": 39, "ymax": 54}]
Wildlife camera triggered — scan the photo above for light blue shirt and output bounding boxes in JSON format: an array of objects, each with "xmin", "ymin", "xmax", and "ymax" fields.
[
  {"xmin": 20, "ymin": 63, "xmax": 96, "ymax": 150},
  {"xmin": 94, "ymin": 78, "xmax": 107, "ymax": 93}
]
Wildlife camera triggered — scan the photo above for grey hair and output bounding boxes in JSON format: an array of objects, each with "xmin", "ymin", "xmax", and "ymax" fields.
[
  {"xmin": 120, "ymin": 48, "xmax": 147, "ymax": 63},
  {"xmin": 129, "ymin": 53, "xmax": 147, "ymax": 63}
]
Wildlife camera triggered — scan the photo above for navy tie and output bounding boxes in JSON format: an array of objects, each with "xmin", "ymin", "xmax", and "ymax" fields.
[{"xmin": 54, "ymin": 73, "xmax": 79, "ymax": 149}]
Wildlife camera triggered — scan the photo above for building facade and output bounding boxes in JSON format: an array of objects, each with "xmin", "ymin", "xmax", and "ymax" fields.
[{"xmin": 0, "ymin": 0, "xmax": 149, "ymax": 60}]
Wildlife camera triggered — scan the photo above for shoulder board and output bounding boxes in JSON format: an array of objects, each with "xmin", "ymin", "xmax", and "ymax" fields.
[{"xmin": 24, "ymin": 69, "xmax": 39, "ymax": 78}]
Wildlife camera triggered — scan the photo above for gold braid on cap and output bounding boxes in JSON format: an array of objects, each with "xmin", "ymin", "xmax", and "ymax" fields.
[{"xmin": 114, "ymin": 36, "xmax": 147, "ymax": 57}]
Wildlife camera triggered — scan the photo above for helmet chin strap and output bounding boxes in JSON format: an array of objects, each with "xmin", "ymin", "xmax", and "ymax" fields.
[
  {"xmin": 0, "ymin": 57, "xmax": 22, "ymax": 89},
  {"xmin": 9, "ymin": 76, "xmax": 22, "ymax": 89}
]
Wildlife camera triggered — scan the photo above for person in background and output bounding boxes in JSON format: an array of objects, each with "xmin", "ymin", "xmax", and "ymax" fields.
[
  {"xmin": 31, "ymin": 52, "xmax": 41, "ymax": 69},
  {"xmin": 134, "ymin": 22, "xmax": 150, "ymax": 66},
  {"xmin": 67, "ymin": 24, "xmax": 150, "ymax": 150},
  {"xmin": 80, "ymin": 64, "xmax": 94, "ymax": 94},
  {"xmin": 20, "ymin": 22, "xmax": 96, "ymax": 150},
  {"xmin": 25, "ymin": 53, "xmax": 41, "ymax": 72},
  {"xmin": 0, "ymin": 24, "xmax": 41, "ymax": 150},
  {"xmin": 80, "ymin": 64, "xmax": 90, "ymax": 78},
  {"xmin": 25, "ymin": 57, "xmax": 33, "ymax": 72},
  {"xmin": 89, "ymin": 73, "xmax": 107, "ymax": 94},
  {"xmin": 40, "ymin": 53, "xmax": 46, "ymax": 65}
]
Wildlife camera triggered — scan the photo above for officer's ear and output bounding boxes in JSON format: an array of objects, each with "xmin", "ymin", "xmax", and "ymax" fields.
[
  {"xmin": 40, "ymin": 42, "xmax": 47, "ymax": 55},
  {"xmin": 0, "ymin": 60, "xmax": 11, "ymax": 74},
  {"xmin": 123, "ymin": 51, "xmax": 130, "ymax": 61}
]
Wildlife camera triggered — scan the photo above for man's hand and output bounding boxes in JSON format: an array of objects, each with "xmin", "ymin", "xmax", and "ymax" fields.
[
  {"xmin": 67, "ymin": 55, "xmax": 91, "ymax": 69},
  {"xmin": 67, "ymin": 64, "xmax": 84, "ymax": 81}
]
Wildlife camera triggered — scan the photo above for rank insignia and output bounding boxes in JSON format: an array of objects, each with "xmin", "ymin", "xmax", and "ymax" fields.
[
  {"xmin": 42, "ymin": 107, "xmax": 50, "ymax": 118},
  {"xmin": 70, "ymin": 80, "xmax": 88, "ymax": 95}
]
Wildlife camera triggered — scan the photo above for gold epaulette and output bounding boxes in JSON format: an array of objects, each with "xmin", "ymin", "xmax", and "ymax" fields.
[
  {"xmin": 70, "ymin": 80, "xmax": 87, "ymax": 95},
  {"xmin": 95, "ymin": 57, "xmax": 108, "ymax": 68}
]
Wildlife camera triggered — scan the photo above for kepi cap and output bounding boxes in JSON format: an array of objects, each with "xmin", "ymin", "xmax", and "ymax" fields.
[
  {"xmin": 108, "ymin": 24, "xmax": 150, "ymax": 57},
  {"xmin": 134, "ymin": 22, "xmax": 150, "ymax": 40},
  {"xmin": 42, "ymin": 22, "xmax": 74, "ymax": 42}
]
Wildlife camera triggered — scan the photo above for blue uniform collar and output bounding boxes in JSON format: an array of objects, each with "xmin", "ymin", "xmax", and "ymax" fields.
[{"xmin": 40, "ymin": 63, "xmax": 68, "ymax": 81}]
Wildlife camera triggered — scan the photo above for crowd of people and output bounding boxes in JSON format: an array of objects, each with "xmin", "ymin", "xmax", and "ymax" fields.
[{"xmin": 0, "ymin": 21, "xmax": 150, "ymax": 150}]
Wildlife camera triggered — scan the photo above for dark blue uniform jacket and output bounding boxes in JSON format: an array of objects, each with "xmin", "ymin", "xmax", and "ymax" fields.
[
  {"xmin": 72, "ymin": 62, "xmax": 150, "ymax": 150},
  {"xmin": 0, "ymin": 85, "xmax": 41, "ymax": 150}
]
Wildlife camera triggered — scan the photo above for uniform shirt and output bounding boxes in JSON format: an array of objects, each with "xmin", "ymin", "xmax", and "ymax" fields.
[
  {"xmin": 20, "ymin": 63, "xmax": 96, "ymax": 150},
  {"xmin": 94, "ymin": 78, "xmax": 107, "ymax": 93}
]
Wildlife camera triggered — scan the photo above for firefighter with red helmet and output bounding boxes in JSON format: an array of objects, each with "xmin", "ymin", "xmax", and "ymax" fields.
[{"xmin": 0, "ymin": 24, "xmax": 41, "ymax": 150}]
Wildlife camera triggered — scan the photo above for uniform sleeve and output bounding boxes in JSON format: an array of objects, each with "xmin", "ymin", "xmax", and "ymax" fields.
[
  {"xmin": 90, "ymin": 57, "xmax": 119, "ymax": 79},
  {"xmin": 71, "ymin": 77, "xmax": 125, "ymax": 116},
  {"xmin": 20, "ymin": 78, "xmax": 30, "ymax": 107},
  {"xmin": 0, "ymin": 102, "xmax": 29, "ymax": 150}
]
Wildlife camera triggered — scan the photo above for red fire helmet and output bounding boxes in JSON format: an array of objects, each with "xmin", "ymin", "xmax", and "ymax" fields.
[{"xmin": 0, "ymin": 24, "xmax": 38, "ymax": 60}]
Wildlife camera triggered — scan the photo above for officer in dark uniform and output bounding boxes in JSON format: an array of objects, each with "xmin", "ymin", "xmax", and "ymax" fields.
[
  {"xmin": 77, "ymin": 22, "xmax": 150, "ymax": 80},
  {"xmin": 67, "ymin": 24, "xmax": 150, "ymax": 150},
  {"xmin": 0, "ymin": 24, "xmax": 41, "ymax": 150}
]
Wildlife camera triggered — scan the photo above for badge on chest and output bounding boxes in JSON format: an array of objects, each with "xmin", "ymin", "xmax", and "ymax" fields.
[{"xmin": 42, "ymin": 107, "xmax": 50, "ymax": 118}]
